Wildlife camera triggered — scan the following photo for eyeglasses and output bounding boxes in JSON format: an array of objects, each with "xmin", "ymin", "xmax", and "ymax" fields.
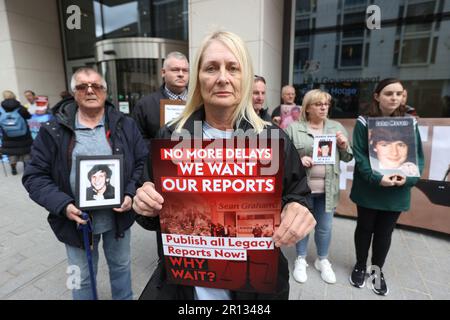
[
  {"xmin": 312, "ymin": 102, "xmax": 330, "ymax": 107},
  {"xmin": 254, "ymin": 75, "xmax": 266, "ymax": 84},
  {"xmin": 74, "ymin": 83, "xmax": 106, "ymax": 93}
]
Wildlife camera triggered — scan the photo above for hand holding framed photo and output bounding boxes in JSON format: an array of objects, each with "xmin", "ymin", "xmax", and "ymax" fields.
[{"xmin": 75, "ymin": 155, "xmax": 124, "ymax": 211}]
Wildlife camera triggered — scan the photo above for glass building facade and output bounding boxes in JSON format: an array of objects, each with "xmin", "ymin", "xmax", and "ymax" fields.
[
  {"xmin": 292, "ymin": 0, "xmax": 450, "ymax": 118},
  {"xmin": 58, "ymin": 0, "xmax": 188, "ymax": 112},
  {"xmin": 60, "ymin": 0, "xmax": 188, "ymax": 60}
]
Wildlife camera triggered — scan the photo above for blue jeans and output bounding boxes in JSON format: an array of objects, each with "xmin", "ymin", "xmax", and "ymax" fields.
[
  {"xmin": 65, "ymin": 228, "xmax": 132, "ymax": 300},
  {"xmin": 295, "ymin": 193, "xmax": 334, "ymax": 258}
]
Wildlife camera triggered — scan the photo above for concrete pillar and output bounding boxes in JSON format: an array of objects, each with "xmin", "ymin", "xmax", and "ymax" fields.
[
  {"xmin": 0, "ymin": 0, "xmax": 65, "ymax": 107},
  {"xmin": 189, "ymin": 0, "xmax": 285, "ymax": 112}
]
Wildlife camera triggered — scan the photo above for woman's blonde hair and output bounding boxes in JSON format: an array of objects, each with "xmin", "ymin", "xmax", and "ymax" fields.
[
  {"xmin": 300, "ymin": 89, "xmax": 332, "ymax": 121},
  {"xmin": 174, "ymin": 31, "xmax": 269, "ymax": 133},
  {"xmin": 2, "ymin": 90, "xmax": 16, "ymax": 100}
]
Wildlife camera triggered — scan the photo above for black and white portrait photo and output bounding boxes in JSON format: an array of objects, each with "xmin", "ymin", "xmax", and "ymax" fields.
[
  {"xmin": 76, "ymin": 155, "xmax": 123, "ymax": 210},
  {"xmin": 86, "ymin": 164, "xmax": 115, "ymax": 201}
]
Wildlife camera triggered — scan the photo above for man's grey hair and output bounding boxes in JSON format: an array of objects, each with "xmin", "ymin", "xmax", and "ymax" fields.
[
  {"xmin": 163, "ymin": 51, "xmax": 188, "ymax": 69},
  {"xmin": 70, "ymin": 67, "xmax": 107, "ymax": 92},
  {"xmin": 281, "ymin": 85, "xmax": 295, "ymax": 95}
]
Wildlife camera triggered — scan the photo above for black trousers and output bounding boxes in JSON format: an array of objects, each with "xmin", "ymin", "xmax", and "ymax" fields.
[{"xmin": 354, "ymin": 206, "xmax": 401, "ymax": 269}]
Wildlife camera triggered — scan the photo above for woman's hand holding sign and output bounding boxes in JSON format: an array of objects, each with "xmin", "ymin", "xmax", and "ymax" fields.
[
  {"xmin": 133, "ymin": 182, "xmax": 164, "ymax": 217},
  {"xmin": 273, "ymin": 202, "xmax": 316, "ymax": 247}
]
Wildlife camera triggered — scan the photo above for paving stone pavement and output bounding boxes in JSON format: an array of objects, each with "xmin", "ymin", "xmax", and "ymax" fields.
[{"xmin": 1, "ymin": 163, "xmax": 449, "ymax": 300}]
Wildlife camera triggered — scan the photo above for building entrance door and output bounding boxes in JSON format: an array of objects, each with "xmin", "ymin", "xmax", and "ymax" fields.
[{"xmin": 95, "ymin": 37, "xmax": 188, "ymax": 114}]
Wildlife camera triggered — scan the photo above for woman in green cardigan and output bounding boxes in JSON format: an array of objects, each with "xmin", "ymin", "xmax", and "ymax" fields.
[
  {"xmin": 349, "ymin": 78, "xmax": 424, "ymax": 296},
  {"xmin": 285, "ymin": 89, "xmax": 353, "ymax": 284}
]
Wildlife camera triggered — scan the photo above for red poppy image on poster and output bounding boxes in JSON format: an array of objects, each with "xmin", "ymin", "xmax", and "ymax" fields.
[{"xmin": 151, "ymin": 138, "xmax": 284, "ymax": 293}]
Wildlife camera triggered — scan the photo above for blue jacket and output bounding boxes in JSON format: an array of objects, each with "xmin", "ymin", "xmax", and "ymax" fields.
[{"xmin": 22, "ymin": 98, "xmax": 149, "ymax": 248}]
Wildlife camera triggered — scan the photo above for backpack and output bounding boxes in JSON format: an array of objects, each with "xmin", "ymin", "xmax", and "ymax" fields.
[{"xmin": 0, "ymin": 106, "xmax": 28, "ymax": 137}]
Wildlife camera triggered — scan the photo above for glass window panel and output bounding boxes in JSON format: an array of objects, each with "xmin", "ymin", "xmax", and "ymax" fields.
[
  {"xmin": 294, "ymin": 48, "xmax": 310, "ymax": 71},
  {"xmin": 344, "ymin": 0, "xmax": 366, "ymax": 6},
  {"xmin": 405, "ymin": 22, "xmax": 433, "ymax": 33},
  {"xmin": 340, "ymin": 43, "xmax": 363, "ymax": 66},
  {"xmin": 296, "ymin": 18, "xmax": 310, "ymax": 31},
  {"xmin": 396, "ymin": 5, "xmax": 404, "ymax": 35},
  {"xmin": 436, "ymin": 0, "xmax": 444, "ymax": 30},
  {"xmin": 93, "ymin": 0, "xmax": 187, "ymax": 41},
  {"xmin": 406, "ymin": 1, "xmax": 435, "ymax": 16},
  {"xmin": 115, "ymin": 59, "xmax": 159, "ymax": 112},
  {"xmin": 393, "ymin": 40, "xmax": 400, "ymax": 65},
  {"xmin": 334, "ymin": 45, "xmax": 339, "ymax": 68},
  {"xmin": 364, "ymin": 43, "xmax": 369, "ymax": 67},
  {"xmin": 405, "ymin": 1, "xmax": 435, "ymax": 33},
  {"xmin": 95, "ymin": 1, "xmax": 139, "ymax": 39},
  {"xmin": 295, "ymin": 19, "xmax": 310, "ymax": 43},
  {"xmin": 431, "ymin": 37, "xmax": 438, "ymax": 64},
  {"xmin": 152, "ymin": 0, "xmax": 188, "ymax": 40},
  {"xmin": 401, "ymin": 38, "xmax": 429, "ymax": 64},
  {"xmin": 291, "ymin": 0, "xmax": 449, "ymax": 118},
  {"xmin": 296, "ymin": 0, "xmax": 317, "ymax": 13},
  {"xmin": 343, "ymin": 12, "xmax": 365, "ymax": 38}
]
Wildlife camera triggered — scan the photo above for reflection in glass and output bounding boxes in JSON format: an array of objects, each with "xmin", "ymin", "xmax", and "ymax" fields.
[
  {"xmin": 93, "ymin": 0, "xmax": 187, "ymax": 41},
  {"xmin": 60, "ymin": 0, "xmax": 188, "ymax": 61},
  {"xmin": 116, "ymin": 59, "xmax": 159, "ymax": 113},
  {"xmin": 296, "ymin": 19, "xmax": 310, "ymax": 43},
  {"xmin": 340, "ymin": 43, "xmax": 363, "ymax": 67},
  {"xmin": 401, "ymin": 38, "xmax": 430, "ymax": 64},
  {"xmin": 291, "ymin": 0, "xmax": 450, "ymax": 118},
  {"xmin": 294, "ymin": 48, "xmax": 309, "ymax": 71},
  {"xmin": 344, "ymin": 0, "xmax": 367, "ymax": 6},
  {"xmin": 404, "ymin": 1, "xmax": 435, "ymax": 33},
  {"xmin": 296, "ymin": 0, "xmax": 317, "ymax": 13},
  {"xmin": 94, "ymin": 1, "xmax": 139, "ymax": 38},
  {"xmin": 342, "ymin": 12, "xmax": 365, "ymax": 38}
]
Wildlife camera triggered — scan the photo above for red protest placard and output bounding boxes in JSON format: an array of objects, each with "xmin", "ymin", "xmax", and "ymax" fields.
[{"xmin": 151, "ymin": 138, "xmax": 284, "ymax": 293}]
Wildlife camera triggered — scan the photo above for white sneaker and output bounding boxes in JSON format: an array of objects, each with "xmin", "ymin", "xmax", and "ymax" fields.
[
  {"xmin": 293, "ymin": 257, "xmax": 308, "ymax": 283},
  {"xmin": 314, "ymin": 258, "xmax": 336, "ymax": 284}
]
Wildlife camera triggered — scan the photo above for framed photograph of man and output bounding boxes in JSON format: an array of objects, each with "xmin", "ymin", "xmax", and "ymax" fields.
[{"xmin": 75, "ymin": 155, "xmax": 123, "ymax": 211}]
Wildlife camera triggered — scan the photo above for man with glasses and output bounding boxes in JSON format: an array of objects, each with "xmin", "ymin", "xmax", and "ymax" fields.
[
  {"xmin": 132, "ymin": 51, "xmax": 189, "ymax": 143},
  {"xmin": 23, "ymin": 67, "xmax": 148, "ymax": 300}
]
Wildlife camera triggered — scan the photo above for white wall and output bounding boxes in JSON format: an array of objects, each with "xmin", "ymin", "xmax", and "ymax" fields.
[
  {"xmin": 0, "ymin": 0, "xmax": 20, "ymax": 99},
  {"xmin": 189, "ymin": 0, "xmax": 285, "ymax": 112},
  {"xmin": 1, "ymin": 0, "xmax": 65, "ymax": 107}
]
